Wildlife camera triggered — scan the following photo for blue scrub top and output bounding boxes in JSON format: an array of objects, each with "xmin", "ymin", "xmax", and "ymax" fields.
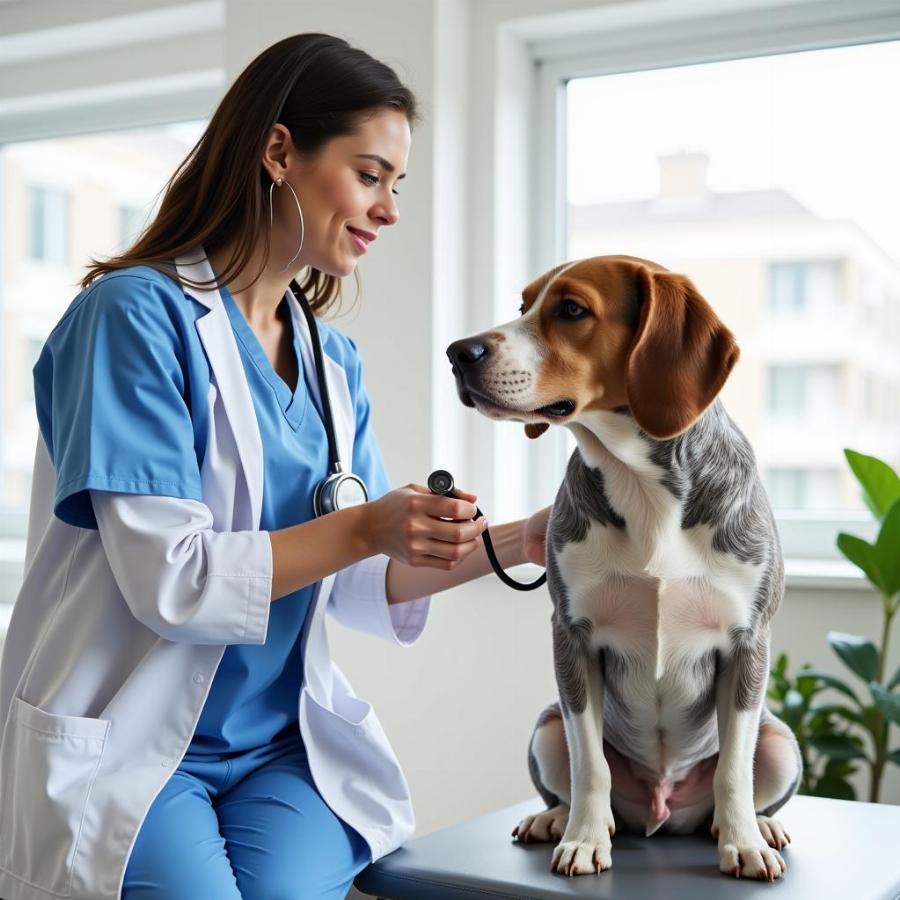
[{"xmin": 33, "ymin": 266, "xmax": 392, "ymax": 754}]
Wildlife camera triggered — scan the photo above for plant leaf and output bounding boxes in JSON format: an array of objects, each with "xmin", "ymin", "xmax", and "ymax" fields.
[
  {"xmin": 888, "ymin": 749, "xmax": 900, "ymax": 766},
  {"xmin": 887, "ymin": 665, "xmax": 900, "ymax": 692},
  {"xmin": 845, "ymin": 449, "xmax": 900, "ymax": 521},
  {"xmin": 828, "ymin": 633, "xmax": 880, "ymax": 683},
  {"xmin": 836, "ymin": 532, "xmax": 886, "ymax": 592},
  {"xmin": 823, "ymin": 757, "xmax": 858, "ymax": 779},
  {"xmin": 808, "ymin": 702, "xmax": 865, "ymax": 726},
  {"xmin": 781, "ymin": 689, "xmax": 805, "ymax": 728},
  {"xmin": 872, "ymin": 499, "xmax": 900, "ymax": 597},
  {"xmin": 870, "ymin": 684, "xmax": 900, "ymax": 726},
  {"xmin": 810, "ymin": 775, "xmax": 857, "ymax": 801},
  {"xmin": 808, "ymin": 733, "xmax": 868, "ymax": 761},
  {"xmin": 797, "ymin": 668, "xmax": 863, "ymax": 706}
]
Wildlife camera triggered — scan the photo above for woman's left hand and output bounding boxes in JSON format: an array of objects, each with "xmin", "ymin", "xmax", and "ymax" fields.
[{"xmin": 522, "ymin": 504, "xmax": 552, "ymax": 567}]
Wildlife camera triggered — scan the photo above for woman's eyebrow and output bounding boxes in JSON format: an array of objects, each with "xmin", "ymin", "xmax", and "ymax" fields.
[{"xmin": 355, "ymin": 154, "xmax": 406, "ymax": 179}]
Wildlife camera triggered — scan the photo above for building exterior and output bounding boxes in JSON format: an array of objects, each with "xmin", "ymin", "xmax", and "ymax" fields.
[{"xmin": 568, "ymin": 152, "xmax": 900, "ymax": 511}]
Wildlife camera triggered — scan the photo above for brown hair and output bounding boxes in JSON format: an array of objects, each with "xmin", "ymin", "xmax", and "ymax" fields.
[{"xmin": 80, "ymin": 34, "xmax": 419, "ymax": 315}]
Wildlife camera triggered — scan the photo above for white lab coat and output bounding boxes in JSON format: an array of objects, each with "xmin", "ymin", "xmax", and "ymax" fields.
[{"xmin": 0, "ymin": 248, "xmax": 431, "ymax": 900}]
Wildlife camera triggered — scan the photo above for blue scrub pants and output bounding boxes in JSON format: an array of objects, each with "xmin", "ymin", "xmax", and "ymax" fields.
[{"xmin": 122, "ymin": 731, "xmax": 370, "ymax": 899}]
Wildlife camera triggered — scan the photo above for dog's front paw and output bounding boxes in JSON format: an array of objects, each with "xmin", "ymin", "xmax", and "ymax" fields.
[
  {"xmin": 756, "ymin": 814, "xmax": 791, "ymax": 850},
  {"xmin": 715, "ymin": 828, "xmax": 786, "ymax": 881},
  {"xmin": 550, "ymin": 822, "xmax": 614, "ymax": 876},
  {"xmin": 512, "ymin": 803, "xmax": 569, "ymax": 844}
]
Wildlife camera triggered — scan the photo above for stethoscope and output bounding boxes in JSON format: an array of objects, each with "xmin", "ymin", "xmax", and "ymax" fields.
[
  {"xmin": 426, "ymin": 470, "xmax": 547, "ymax": 592},
  {"xmin": 289, "ymin": 280, "xmax": 369, "ymax": 517},
  {"xmin": 291, "ymin": 280, "xmax": 547, "ymax": 591}
]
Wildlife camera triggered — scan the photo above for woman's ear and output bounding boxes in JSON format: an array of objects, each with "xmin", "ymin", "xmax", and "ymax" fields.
[
  {"xmin": 625, "ymin": 267, "xmax": 739, "ymax": 439},
  {"xmin": 524, "ymin": 423, "xmax": 549, "ymax": 439}
]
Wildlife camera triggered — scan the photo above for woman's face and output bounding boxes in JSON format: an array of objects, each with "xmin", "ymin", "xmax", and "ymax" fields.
[{"xmin": 270, "ymin": 108, "xmax": 411, "ymax": 278}]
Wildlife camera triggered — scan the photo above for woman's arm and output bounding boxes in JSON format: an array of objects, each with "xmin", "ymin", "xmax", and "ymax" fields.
[
  {"xmin": 269, "ymin": 484, "xmax": 485, "ymax": 602},
  {"xmin": 269, "ymin": 503, "xmax": 372, "ymax": 601},
  {"xmin": 385, "ymin": 503, "xmax": 553, "ymax": 605},
  {"xmin": 385, "ymin": 519, "xmax": 525, "ymax": 605}
]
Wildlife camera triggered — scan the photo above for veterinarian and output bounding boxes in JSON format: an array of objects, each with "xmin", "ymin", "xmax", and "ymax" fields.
[{"xmin": 0, "ymin": 34, "xmax": 550, "ymax": 900}]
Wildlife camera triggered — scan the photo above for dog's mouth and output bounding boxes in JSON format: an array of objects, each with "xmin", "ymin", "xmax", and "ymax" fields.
[
  {"xmin": 459, "ymin": 386, "xmax": 575, "ymax": 420},
  {"xmin": 535, "ymin": 399, "xmax": 576, "ymax": 418}
]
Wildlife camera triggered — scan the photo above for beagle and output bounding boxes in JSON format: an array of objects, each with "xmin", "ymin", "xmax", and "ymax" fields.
[{"xmin": 447, "ymin": 256, "xmax": 801, "ymax": 881}]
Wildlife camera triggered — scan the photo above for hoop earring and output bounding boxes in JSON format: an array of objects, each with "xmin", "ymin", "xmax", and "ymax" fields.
[{"xmin": 269, "ymin": 176, "xmax": 305, "ymax": 273}]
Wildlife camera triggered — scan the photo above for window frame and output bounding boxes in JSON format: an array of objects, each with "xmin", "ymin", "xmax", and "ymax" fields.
[{"xmin": 519, "ymin": 0, "xmax": 900, "ymax": 576}]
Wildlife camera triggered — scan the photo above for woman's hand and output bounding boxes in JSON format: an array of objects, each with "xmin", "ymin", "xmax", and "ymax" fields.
[
  {"xmin": 363, "ymin": 484, "xmax": 487, "ymax": 571},
  {"xmin": 522, "ymin": 504, "xmax": 552, "ymax": 567}
]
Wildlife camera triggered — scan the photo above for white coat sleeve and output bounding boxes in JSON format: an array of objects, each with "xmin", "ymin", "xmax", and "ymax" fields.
[
  {"xmin": 92, "ymin": 491, "xmax": 272, "ymax": 645},
  {"xmin": 329, "ymin": 554, "xmax": 430, "ymax": 647}
]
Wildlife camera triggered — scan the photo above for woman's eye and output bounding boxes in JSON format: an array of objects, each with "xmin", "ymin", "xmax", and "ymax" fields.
[
  {"xmin": 361, "ymin": 171, "xmax": 400, "ymax": 196},
  {"xmin": 559, "ymin": 299, "xmax": 587, "ymax": 319}
]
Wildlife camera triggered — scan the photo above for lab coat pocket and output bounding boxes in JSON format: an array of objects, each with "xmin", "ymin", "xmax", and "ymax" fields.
[
  {"xmin": 302, "ymin": 684, "xmax": 374, "ymax": 732},
  {"xmin": 0, "ymin": 697, "xmax": 110, "ymax": 897}
]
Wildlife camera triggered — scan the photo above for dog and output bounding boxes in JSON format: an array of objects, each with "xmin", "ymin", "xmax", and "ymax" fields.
[{"xmin": 447, "ymin": 255, "xmax": 801, "ymax": 881}]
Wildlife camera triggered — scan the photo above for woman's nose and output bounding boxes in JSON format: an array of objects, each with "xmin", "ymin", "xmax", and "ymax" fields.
[{"xmin": 373, "ymin": 197, "xmax": 399, "ymax": 227}]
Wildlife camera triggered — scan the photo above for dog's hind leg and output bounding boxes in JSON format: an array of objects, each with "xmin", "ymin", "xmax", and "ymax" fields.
[
  {"xmin": 752, "ymin": 709, "xmax": 801, "ymax": 851},
  {"xmin": 513, "ymin": 703, "xmax": 571, "ymax": 843}
]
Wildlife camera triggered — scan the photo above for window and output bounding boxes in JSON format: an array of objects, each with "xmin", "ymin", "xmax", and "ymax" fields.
[
  {"xmin": 770, "ymin": 263, "xmax": 806, "ymax": 313},
  {"xmin": 768, "ymin": 366, "xmax": 806, "ymax": 415},
  {"xmin": 21, "ymin": 338, "xmax": 44, "ymax": 405},
  {"xmin": 1, "ymin": 121, "xmax": 206, "ymax": 606},
  {"xmin": 27, "ymin": 185, "xmax": 68, "ymax": 264},
  {"xmin": 566, "ymin": 40, "xmax": 900, "ymax": 522},
  {"xmin": 119, "ymin": 205, "xmax": 149, "ymax": 251},
  {"xmin": 767, "ymin": 468, "xmax": 843, "ymax": 512}
]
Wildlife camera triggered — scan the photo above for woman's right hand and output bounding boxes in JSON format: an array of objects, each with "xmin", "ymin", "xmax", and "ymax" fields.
[{"xmin": 362, "ymin": 484, "xmax": 487, "ymax": 570}]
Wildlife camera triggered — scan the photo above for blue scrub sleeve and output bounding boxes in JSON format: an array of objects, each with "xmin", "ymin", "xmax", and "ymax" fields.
[{"xmin": 34, "ymin": 274, "xmax": 204, "ymax": 530}]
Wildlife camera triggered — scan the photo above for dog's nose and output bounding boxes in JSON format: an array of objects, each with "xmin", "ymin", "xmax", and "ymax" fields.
[{"xmin": 447, "ymin": 338, "xmax": 489, "ymax": 369}]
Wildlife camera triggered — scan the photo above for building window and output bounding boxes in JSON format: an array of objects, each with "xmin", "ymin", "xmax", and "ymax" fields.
[
  {"xmin": 767, "ymin": 467, "xmax": 842, "ymax": 511},
  {"xmin": 27, "ymin": 186, "xmax": 68, "ymax": 264},
  {"xmin": 770, "ymin": 263, "xmax": 806, "ymax": 313},
  {"xmin": 119, "ymin": 205, "xmax": 148, "ymax": 251},
  {"xmin": 767, "ymin": 365, "xmax": 841, "ymax": 417},
  {"xmin": 21, "ymin": 338, "xmax": 44, "ymax": 404},
  {"xmin": 768, "ymin": 365, "xmax": 806, "ymax": 415},
  {"xmin": 768, "ymin": 468, "xmax": 805, "ymax": 509}
]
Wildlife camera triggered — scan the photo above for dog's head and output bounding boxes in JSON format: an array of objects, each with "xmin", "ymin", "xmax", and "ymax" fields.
[{"xmin": 447, "ymin": 255, "xmax": 739, "ymax": 441}]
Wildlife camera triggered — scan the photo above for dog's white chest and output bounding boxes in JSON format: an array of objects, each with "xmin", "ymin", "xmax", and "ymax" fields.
[{"xmin": 557, "ymin": 516, "xmax": 759, "ymax": 669}]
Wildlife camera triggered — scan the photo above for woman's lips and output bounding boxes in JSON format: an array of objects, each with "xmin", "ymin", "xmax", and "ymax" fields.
[{"xmin": 347, "ymin": 226, "xmax": 374, "ymax": 253}]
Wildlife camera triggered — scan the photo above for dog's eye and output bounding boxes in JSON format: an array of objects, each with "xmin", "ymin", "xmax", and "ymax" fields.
[
  {"xmin": 518, "ymin": 303, "xmax": 526, "ymax": 315},
  {"xmin": 558, "ymin": 299, "xmax": 587, "ymax": 319}
]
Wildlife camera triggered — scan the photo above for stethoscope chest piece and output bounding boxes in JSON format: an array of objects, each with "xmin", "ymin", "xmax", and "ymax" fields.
[
  {"xmin": 289, "ymin": 279, "xmax": 369, "ymax": 517},
  {"xmin": 313, "ymin": 467, "xmax": 368, "ymax": 517}
]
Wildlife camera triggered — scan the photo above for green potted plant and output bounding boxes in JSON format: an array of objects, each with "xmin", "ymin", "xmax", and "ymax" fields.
[{"xmin": 768, "ymin": 449, "xmax": 900, "ymax": 802}]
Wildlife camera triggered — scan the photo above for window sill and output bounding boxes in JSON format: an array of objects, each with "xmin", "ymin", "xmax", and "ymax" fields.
[
  {"xmin": 784, "ymin": 558, "xmax": 869, "ymax": 592},
  {"xmin": 512, "ymin": 560, "xmax": 870, "ymax": 593}
]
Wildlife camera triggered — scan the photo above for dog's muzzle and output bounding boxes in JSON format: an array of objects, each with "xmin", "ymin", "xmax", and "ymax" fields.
[{"xmin": 446, "ymin": 338, "xmax": 576, "ymax": 418}]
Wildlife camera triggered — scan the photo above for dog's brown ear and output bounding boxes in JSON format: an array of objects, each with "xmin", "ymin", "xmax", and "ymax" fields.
[
  {"xmin": 625, "ymin": 267, "xmax": 739, "ymax": 439},
  {"xmin": 524, "ymin": 423, "xmax": 549, "ymax": 440}
]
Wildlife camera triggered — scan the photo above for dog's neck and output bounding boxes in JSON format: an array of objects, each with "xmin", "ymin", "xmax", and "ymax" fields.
[{"xmin": 567, "ymin": 408, "xmax": 664, "ymax": 478}]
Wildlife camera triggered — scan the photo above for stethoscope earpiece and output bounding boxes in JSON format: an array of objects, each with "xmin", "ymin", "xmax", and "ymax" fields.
[{"xmin": 427, "ymin": 469, "xmax": 547, "ymax": 592}]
